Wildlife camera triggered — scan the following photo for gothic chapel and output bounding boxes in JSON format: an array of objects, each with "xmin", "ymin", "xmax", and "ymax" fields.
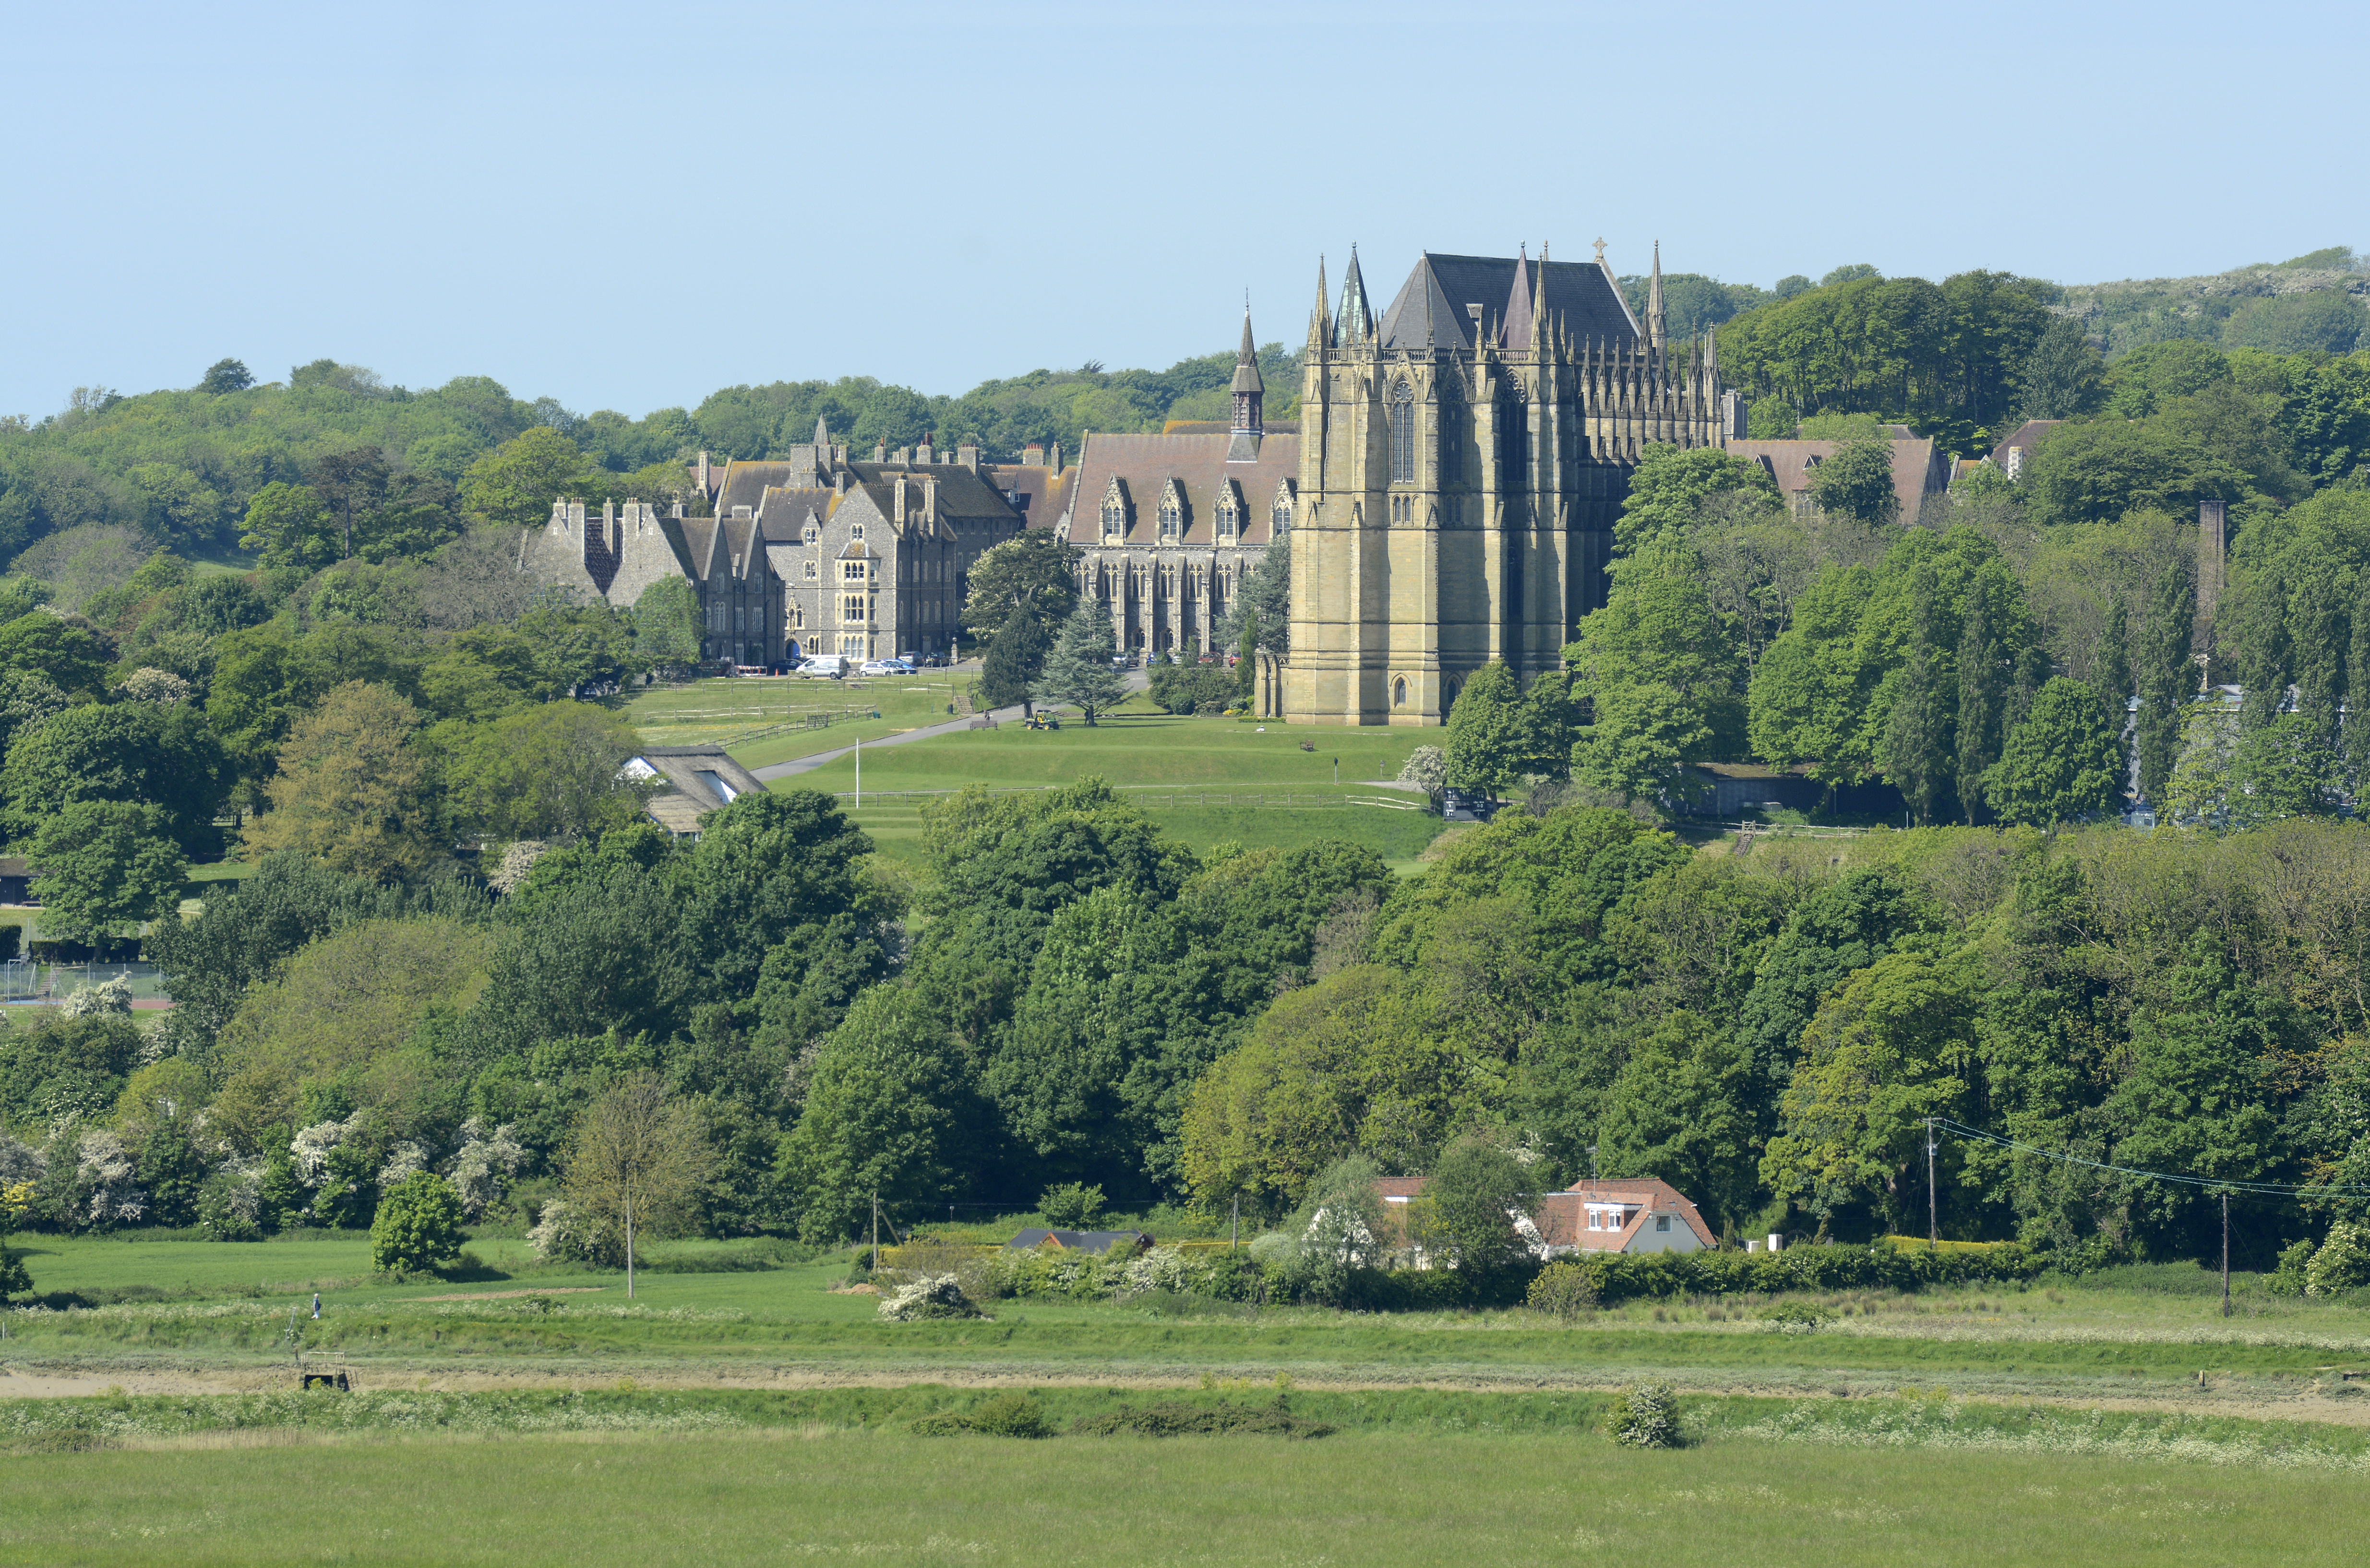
[{"xmin": 1285, "ymin": 243, "xmax": 1745, "ymax": 726}]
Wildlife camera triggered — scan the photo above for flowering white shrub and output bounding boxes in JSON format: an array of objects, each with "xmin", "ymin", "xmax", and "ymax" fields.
[
  {"xmin": 447, "ymin": 1120, "xmax": 526, "ymax": 1219},
  {"xmin": 289, "ymin": 1116, "xmax": 360, "ymax": 1185},
  {"xmin": 1118, "ymin": 1246, "xmax": 1192, "ymax": 1297},
  {"xmin": 0, "ymin": 1134, "xmax": 44, "ymax": 1187},
  {"xmin": 876, "ymin": 1274, "xmax": 982, "ymax": 1321},
  {"xmin": 488, "ymin": 841, "xmax": 549, "ymax": 895},
  {"xmin": 375, "ymin": 1142, "xmax": 428, "ymax": 1189},
  {"xmin": 2307, "ymin": 1222, "xmax": 2370, "ymax": 1296},
  {"xmin": 528, "ymin": 1197, "xmax": 621, "ymax": 1266},
  {"xmin": 73, "ymin": 1130, "xmax": 146, "ymax": 1225},
  {"xmin": 60, "ymin": 977, "xmax": 134, "ymax": 1019},
  {"xmin": 119, "ymin": 667, "xmax": 193, "ymax": 705}
]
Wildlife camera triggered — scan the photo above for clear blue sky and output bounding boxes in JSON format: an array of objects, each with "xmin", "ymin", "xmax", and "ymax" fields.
[{"xmin": 2, "ymin": 0, "xmax": 2355, "ymax": 424}]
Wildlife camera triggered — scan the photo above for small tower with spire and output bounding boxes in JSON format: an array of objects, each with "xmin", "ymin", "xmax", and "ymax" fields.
[
  {"xmin": 1335, "ymin": 245, "xmax": 1373, "ymax": 346},
  {"xmin": 1228, "ymin": 304, "xmax": 1265, "ymax": 462},
  {"xmin": 1646, "ymin": 240, "xmax": 1668, "ymax": 356}
]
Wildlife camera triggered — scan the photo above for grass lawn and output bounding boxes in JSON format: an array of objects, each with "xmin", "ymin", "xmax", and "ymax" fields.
[
  {"xmin": 838, "ymin": 797, "xmax": 1445, "ymax": 873},
  {"xmin": 623, "ymin": 673, "xmax": 973, "ymax": 770},
  {"xmin": 2, "ymin": 1420, "xmax": 2365, "ymax": 1567}
]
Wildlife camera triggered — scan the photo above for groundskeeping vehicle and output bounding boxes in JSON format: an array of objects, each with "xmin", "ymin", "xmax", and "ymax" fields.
[{"xmin": 798, "ymin": 654, "xmax": 850, "ymax": 677}]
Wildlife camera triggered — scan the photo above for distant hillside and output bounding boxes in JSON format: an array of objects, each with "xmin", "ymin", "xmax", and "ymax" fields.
[{"xmin": 2060, "ymin": 247, "xmax": 2368, "ymax": 357}]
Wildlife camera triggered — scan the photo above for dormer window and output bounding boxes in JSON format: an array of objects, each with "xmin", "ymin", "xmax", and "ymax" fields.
[
  {"xmin": 850, "ymin": 523, "xmax": 865, "ymax": 541},
  {"xmin": 1216, "ymin": 484, "xmax": 1240, "ymax": 544},
  {"xmin": 1100, "ymin": 478, "xmax": 1128, "ymax": 542},
  {"xmin": 1271, "ymin": 481, "xmax": 1294, "ymax": 537},
  {"xmin": 1157, "ymin": 480, "xmax": 1184, "ymax": 543},
  {"xmin": 804, "ymin": 523, "xmax": 819, "ymax": 544}
]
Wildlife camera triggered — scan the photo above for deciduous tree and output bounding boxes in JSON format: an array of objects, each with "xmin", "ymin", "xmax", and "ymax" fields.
[{"xmin": 564, "ymin": 1073, "xmax": 710, "ymax": 1297}]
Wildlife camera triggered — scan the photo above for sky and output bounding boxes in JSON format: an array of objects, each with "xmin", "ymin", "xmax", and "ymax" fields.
[{"xmin": 2, "ymin": 0, "xmax": 2358, "ymax": 425}]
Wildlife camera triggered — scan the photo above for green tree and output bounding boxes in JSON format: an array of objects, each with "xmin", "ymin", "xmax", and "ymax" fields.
[
  {"xmin": 1566, "ymin": 538, "xmax": 1746, "ymax": 798},
  {"xmin": 369, "ymin": 1171, "xmax": 467, "ymax": 1272},
  {"xmin": 1408, "ymin": 1135, "xmax": 1536, "ymax": 1277},
  {"xmin": 438, "ymin": 701, "xmax": 646, "ymax": 843},
  {"xmin": 2226, "ymin": 713, "xmax": 2340, "ymax": 824},
  {"xmin": 2135, "ymin": 559, "xmax": 2196, "ymax": 806},
  {"xmin": 1033, "ymin": 601, "xmax": 1126, "ymax": 724},
  {"xmin": 1881, "ymin": 570, "xmax": 1952, "ymax": 824},
  {"xmin": 1613, "ymin": 443, "xmax": 1779, "ymax": 557},
  {"xmin": 631, "ymin": 575, "xmax": 702, "ymax": 670},
  {"xmin": 26, "ymin": 801, "xmax": 188, "ymax": 943},
  {"xmin": 1443, "ymin": 661, "xmax": 1530, "ymax": 794},
  {"xmin": 959, "ymin": 531, "xmax": 1080, "ymax": 647},
  {"xmin": 2, "ymin": 700, "xmax": 231, "ymax": 854},
  {"xmin": 198, "ymin": 358, "xmax": 253, "ymax": 395},
  {"xmin": 0, "ymin": 611, "xmax": 111, "ymax": 696},
  {"xmin": 780, "ymin": 985, "xmax": 976, "ymax": 1244},
  {"xmin": 2018, "ymin": 316, "xmax": 2108, "ymax": 419},
  {"xmin": 1807, "ymin": 437, "xmax": 1900, "ymax": 527},
  {"xmin": 1984, "ymin": 678, "xmax": 2124, "ymax": 825},
  {"xmin": 242, "ymin": 682, "xmax": 443, "ymax": 881},
  {"xmin": 563, "ymin": 1073, "xmax": 710, "ymax": 1297},
  {"xmin": 1760, "ymin": 949, "xmax": 1977, "ymax": 1234},
  {"xmin": 1226, "ymin": 535, "xmax": 1289, "ymax": 657},
  {"xmin": 2023, "ymin": 421, "xmax": 2245, "ymax": 528},
  {"xmin": 977, "ymin": 603, "xmax": 1050, "ymax": 715},
  {"xmin": 1593, "ymin": 1011, "xmax": 1761, "ymax": 1236},
  {"xmin": 459, "ymin": 428, "xmax": 590, "ymax": 529},
  {"xmin": 237, "ymin": 480, "xmax": 339, "ymax": 571}
]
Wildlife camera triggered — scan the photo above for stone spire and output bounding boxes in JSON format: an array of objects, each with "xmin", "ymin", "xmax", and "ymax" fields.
[
  {"xmin": 1335, "ymin": 244, "xmax": 1372, "ymax": 346},
  {"xmin": 1647, "ymin": 240, "xmax": 1667, "ymax": 355},
  {"xmin": 1309, "ymin": 255, "xmax": 1332, "ymax": 350},
  {"xmin": 1229, "ymin": 305, "xmax": 1265, "ymax": 457},
  {"xmin": 1502, "ymin": 243, "xmax": 1534, "ymax": 352},
  {"xmin": 814, "ymin": 415, "xmax": 830, "ymax": 449}
]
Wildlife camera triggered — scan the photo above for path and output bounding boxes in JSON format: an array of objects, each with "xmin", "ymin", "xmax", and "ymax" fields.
[{"xmin": 751, "ymin": 668, "xmax": 1151, "ymax": 783}]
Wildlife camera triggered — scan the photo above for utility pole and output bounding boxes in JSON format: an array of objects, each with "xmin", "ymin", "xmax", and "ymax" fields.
[
  {"xmin": 1230, "ymin": 1194, "xmax": 1239, "ymax": 1255},
  {"xmin": 2221, "ymin": 1189, "xmax": 2231, "ymax": 1319},
  {"xmin": 871, "ymin": 1192, "xmax": 879, "ymax": 1272},
  {"xmin": 1927, "ymin": 1117, "xmax": 1938, "ymax": 1252},
  {"xmin": 854, "ymin": 735, "xmax": 861, "ymax": 810}
]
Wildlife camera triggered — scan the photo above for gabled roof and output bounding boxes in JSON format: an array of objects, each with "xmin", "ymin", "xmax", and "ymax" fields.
[
  {"xmin": 754, "ymin": 486, "xmax": 838, "ymax": 543},
  {"xmin": 986, "ymin": 462, "xmax": 1076, "ymax": 533},
  {"xmin": 1064, "ymin": 432, "xmax": 1300, "ymax": 547},
  {"xmin": 845, "ymin": 461, "xmax": 1025, "ymax": 525},
  {"xmin": 1989, "ymin": 419, "xmax": 2062, "ymax": 463},
  {"xmin": 1376, "ymin": 252, "xmax": 1641, "ymax": 352},
  {"xmin": 626, "ymin": 747, "xmax": 766, "ymax": 834},
  {"xmin": 1540, "ymin": 1178, "xmax": 1716, "ymax": 1250},
  {"xmin": 1724, "ymin": 438, "xmax": 1949, "ymax": 520}
]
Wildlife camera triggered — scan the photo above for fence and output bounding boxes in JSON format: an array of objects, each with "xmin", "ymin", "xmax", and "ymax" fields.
[
  {"xmin": 825, "ymin": 787, "xmax": 1427, "ymax": 813},
  {"xmin": 2, "ymin": 960, "xmax": 171, "ymax": 1004}
]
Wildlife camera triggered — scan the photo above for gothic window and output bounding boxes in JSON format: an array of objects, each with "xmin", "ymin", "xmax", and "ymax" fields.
[
  {"xmin": 1158, "ymin": 480, "xmax": 1184, "ymax": 543},
  {"xmin": 1498, "ymin": 392, "xmax": 1529, "ymax": 491},
  {"xmin": 1389, "ymin": 379, "xmax": 1416, "ymax": 484},
  {"xmin": 1216, "ymin": 488, "xmax": 1239, "ymax": 543},
  {"xmin": 803, "ymin": 561, "xmax": 817, "ymax": 579},
  {"xmin": 1271, "ymin": 481, "xmax": 1294, "ymax": 537},
  {"xmin": 841, "ymin": 560, "xmax": 868, "ymax": 582},
  {"xmin": 1101, "ymin": 479, "xmax": 1127, "ymax": 541},
  {"xmin": 803, "ymin": 523, "xmax": 819, "ymax": 544},
  {"xmin": 1393, "ymin": 677, "xmax": 1408, "ymax": 707}
]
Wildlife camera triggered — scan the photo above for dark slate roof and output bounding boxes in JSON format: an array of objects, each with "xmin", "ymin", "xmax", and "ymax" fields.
[
  {"xmin": 1064, "ymin": 432, "xmax": 1300, "ymax": 547},
  {"xmin": 846, "ymin": 461, "xmax": 1026, "ymax": 524},
  {"xmin": 715, "ymin": 461, "xmax": 807, "ymax": 517},
  {"xmin": 1376, "ymin": 253, "xmax": 1644, "ymax": 351},
  {"xmin": 986, "ymin": 463, "xmax": 1076, "ymax": 533},
  {"xmin": 754, "ymin": 487, "xmax": 838, "ymax": 543},
  {"xmin": 1001, "ymin": 1228, "xmax": 1153, "ymax": 1254},
  {"xmin": 1989, "ymin": 419, "xmax": 2062, "ymax": 463}
]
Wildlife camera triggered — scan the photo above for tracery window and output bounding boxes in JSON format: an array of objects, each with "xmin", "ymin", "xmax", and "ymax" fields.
[
  {"xmin": 1498, "ymin": 392, "xmax": 1529, "ymax": 490},
  {"xmin": 1216, "ymin": 493, "xmax": 1239, "ymax": 543},
  {"xmin": 1389, "ymin": 379, "xmax": 1416, "ymax": 483},
  {"xmin": 1158, "ymin": 482, "xmax": 1183, "ymax": 543},
  {"xmin": 1271, "ymin": 483, "xmax": 1293, "ymax": 536}
]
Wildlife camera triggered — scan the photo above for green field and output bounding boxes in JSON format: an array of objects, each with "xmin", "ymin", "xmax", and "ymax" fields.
[
  {"xmin": 3, "ymin": 1415, "xmax": 2366, "ymax": 1567},
  {"xmin": 622, "ymin": 672, "xmax": 974, "ymax": 770},
  {"xmin": 836, "ymin": 796, "xmax": 1446, "ymax": 872}
]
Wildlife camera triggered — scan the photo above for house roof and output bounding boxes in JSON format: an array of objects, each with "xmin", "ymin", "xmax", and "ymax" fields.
[
  {"xmin": 986, "ymin": 462, "xmax": 1077, "ymax": 533},
  {"xmin": 1375, "ymin": 252, "xmax": 1643, "ymax": 352},
  {"xmin": 1724, "ymin": 438, "xmax": 1949, "ymax": 521},
  {"xmin": 1536, "ymin": 1178, "xmax": 1717, "ymax": 1251},
  {"xmin": 627, "ymin": 748, "xmax": 766, "ymax": 832},
  {"xmin": 1064, "ymin": 431, "xmax": 1300, "ymax": 547},
  {"xmin": 845, "ymin": 461, "xmax": 1025, "ymax": 525},
  {"xmin": 1989, "ymin": 419, "xmax": 2062, "ymax": 464},
  {"xmin": 1003, "ymin": 1228, "xmax": 1152, "ymax": 1254}
]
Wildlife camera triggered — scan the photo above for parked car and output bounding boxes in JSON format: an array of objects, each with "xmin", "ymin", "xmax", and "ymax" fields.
[
  {"xmin": 860, "ymin": 658, "xmax": 907, "ymax": 677},
  {"xmin": 798, "ymin": 655, "xmax": 850, "ymax": 678}
]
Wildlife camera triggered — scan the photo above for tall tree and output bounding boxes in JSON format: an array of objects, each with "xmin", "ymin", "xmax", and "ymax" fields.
[
  {"xmin": 2091, "ymin": 596, "xmax": 2132, "ymax": 784},
  {"xmin": 1882, "ymin": 571, "xmax": 1951, "ymax": 824},
  {"xmin": 2016, "ymin": 316, "xmax": 2107, "ymax": 419},
  {"xmin": 563, "ymin": 1073, "xmax": 710, "ymax": 1298},
  {"xmin": 1443, "ymin": 661, "xmax": 1530, "ymax": 794},
  {"xmin": 1807, "ymin": 437, "xmax": 1901, "ymax": 528},
  {"xmin": 1984, "ymin": 678, "xmax": 2124, "ymax": 826},
  {"xmin": 977, "ymin": 604, "xmax": 1050, "ymax": 716},
  {"xmin": 26, "ymin": 800, "xmax": 188, "ymax": 944},
  {"xmin": 242, "ymin": 682, "xmax": 443, "ymax": 881},
  {"xmin": 2136, "ymin": 559, "xmax": 2196, "ymax": 806},
  {"xmin": 959, "ymin": 532, "xmax": 1081, "ymax": 649},
  {"xmin": 1034, "ymin": 601, "xmax": 1127, "ymax": 724},
  {"xmin": 1955, "ymin": 580, "xmax": 2005, "ymax": 821},
  {"xmin": 459, "ymin": 428, "xmax": 590, "ymax": 529}
]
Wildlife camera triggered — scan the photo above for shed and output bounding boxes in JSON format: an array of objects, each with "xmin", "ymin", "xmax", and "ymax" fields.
[
  {"xmin": 624, "ymin": 748, "xmax": 767, "ymax": 840},
  {"xmin": 0, "ymin": 857, "xmax": 34, "ymax": 905}
]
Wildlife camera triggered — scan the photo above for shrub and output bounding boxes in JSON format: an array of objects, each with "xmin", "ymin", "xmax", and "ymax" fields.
[
  {"xmin": 911, "ymin": 1393, "xmax": 1049, "ymax": 1437},
  {"xmin": 0, "ymin": 1246, "xmax": 30, "ymax": 1303},
  {"xmin": 1759, "ymin": 1301, "xmax": 1837, "ymax": 1331},
  {"xmin": 2307, "ymin": 1223, "xmax": 2370, "ymax": 1296},
  {"xmin": 1038, "ymin": 1182, "xmax": 1105, "ymax": 1229},
  {"xmin": 369, "ymin": 1172, "xmax": 466, "ymax": 1274},
  {"xmin": 876, "ymin": 1273, "xmax": 983, "ymax": 1321},
  {"xmin": 1071, "ymin": 1399, "xmax": 1334, "ymax": 1439},
  {"xmin": 2268, "ymin": 1238, "xmax": 2315, "ymax": 1297},
  {"xmin": 1606, "ymin": 1383, "xmax": 1681, "ymax": 1448},
  {"xmin": 527, "ymin": 1195, "xmax": 623, "ymax": 1268},
  {"xmin": 1526, "ymin": 1260, "xmax": 1599, "ymax": 1320}
]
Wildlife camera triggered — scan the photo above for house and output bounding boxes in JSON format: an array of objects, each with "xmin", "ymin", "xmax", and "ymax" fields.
[
  {"xmin": 623, "ymin": 747, "xmax": 766, "ymax": 839},
  {"xmin": 0, "ymin": 857, "xmax": 34, "ymax": 906},
  {"xmin": 1002, "ymin": 1228, "xmax": 1154, "ymax": 1256},
  {"xmin": 1988, "ymin": 419, "xmax": 2062, "ymax": 481},
  {"xmin": 1724, "ymin": 436, "xmax": 1952, "ymax": 524},
  {"xmin": 1376, "ymin": 1174, "xmax": 1714, "ymax": 1262}
]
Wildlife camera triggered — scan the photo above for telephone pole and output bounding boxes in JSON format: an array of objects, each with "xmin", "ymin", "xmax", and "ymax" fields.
[
  {"xmin": 871, "ymin": 1192, "xmax": 880, "ymax": 1272},
  {"xmin": 1230, "ymin": 1194, "xmax": 1239, "ymax": 1255},
  {"xmin": 1926, "ymin": 1117, "xmax": 1938, "ymax": 1252},
  {"xmin": 2221, "ymin": 1189, "xmax": 2231, "ymax": 1319}
]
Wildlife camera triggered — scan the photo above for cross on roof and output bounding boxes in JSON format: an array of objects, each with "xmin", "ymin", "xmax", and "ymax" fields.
[{"xmin": 1592, "ymin": 238, "xmax": 1607, "ymax": 262}]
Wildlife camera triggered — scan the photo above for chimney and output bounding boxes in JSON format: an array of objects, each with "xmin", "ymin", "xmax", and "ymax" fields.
[
  {"xmin": 697, "ymin": 450, "xmax": 710, "ymax": 494},
  {"xmin": 915, "ymin": 433, "xmax": 935, "ymax": 465},
  {"xmin": 2197, "ymin": 498, "xmax": 2229, "ymax": 674},
  {"xmin": 957, "ymin": 443, "xmax": 980, "ymax": 472},
  {"xmin": 1022, "ymin": 441, "xmax": 1045, "ymax": 467},
  {"xmin": 923, "ymin": 474, "xmax": 939, "ymax": 522},
  {"xmin": 1051, "ymin": 441, "xmax": 1063, "ymax": 472},
  {"xmin": 894, "ymin": 473, "xmax": 907, "ymax": 523},
  {"xmin": 873, "ymin": 440, "xmax": 888, "ymax": 463}
]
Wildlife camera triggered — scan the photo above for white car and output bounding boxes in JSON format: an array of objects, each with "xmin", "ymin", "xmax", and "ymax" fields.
[
  {"xmin": 859, "ymin": 658, "xmax": 903, "ymax": 676},
  {"xmin": 798, "ymin": 655, "xmax": 850, "ymax": 677}
]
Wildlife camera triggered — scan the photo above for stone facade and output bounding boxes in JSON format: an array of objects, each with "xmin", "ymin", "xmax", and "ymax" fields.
[
  {"xmin": 1285, "ymin": 243, "xmax": 1743, "ymax": 726},
  {"xmin": 525, "ymin": 498, "xmax": 794, "ymax": 666}
]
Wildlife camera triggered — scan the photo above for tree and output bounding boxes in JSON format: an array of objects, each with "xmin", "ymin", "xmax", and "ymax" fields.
[
  {"xmin": 631, "ymin": 576, "xmax": 702, "ymax": 670},
  {"xmin": 1984, "ymin": 678, "xmax": 2123, "ymax": 825},
  {"xmin": 237, "ymin": 480, "xmax": 340, "ymax": 571},
  {"xmin": 438, "ymin": 701, "xmax": 646, "ymax": 843},
  {"xmin": 198, "ymin": 359, "xmax": 253, "ymax": 395},
  {"xmin": 1226, "ymin": 535, "xmax": 1289, "ymax": 657},
  {"xmin": 1807, "ymin": 437, "xmax": 1900, "ymax": 527},
  {"xmin": 2, "ymin": 700, "xmax": 231, "ymax": 854},
  {"xmin": 26, "ymin": 801, "xmax": 188, "ymax": 943},
  {"xmin": 2226, "ymin": 713, "xmax": 2341, "ymax": 824},
  {"xmin": 1566, "ymin": 538, "xmax": 1746, "ymax": 798},
  {"xmin": 977, "ymin": 604, "xmax": 1049, "ymax": 715},
  {"xmin": 1443, "ymin": 661, "xmax": 1530, "ymax": 794},
  {"xmin": 2023, "ymin": 421, "xmax": 2245, "ymax": 528},
  {"xmin": 1881, "ymin": 571, "xmax": 1952, "ymax": 824},
  {"xmin": 1269, "ymin": 1152, "xmax": 1389, "ymax": 1305},
  {"xmin": 369, "ymin": 1171, "xmax": 466, "ymax": 1273},
  {"xmin": 959, "ymin": 532, "xmax": 1080, "ymax": 647},
  {"xmin": 779, "ymin": 986, "xmax": 974, "ymax": 1244},
  {"xmin": 1408, "ymin": 1135, "xmax": 1535, "ymax": 1277},
  {"xmin": 563, "ymin": 1073, "xmax": 709, "ymax": 1297},
  {"xmin": 242, "ymin": 682, "xmax": 444, "ymax": 881},
  {"xmin": 2136, "ymin": 559, "xmax": 2195, "ymax": 806},
  {"xmin": 2018, "ymin": 316, "xmax": 2107, "ymax": 420},
  {"xmin": 1034, "ymin": 602, "xmax": 1126, "ymax": 723},
  {"xmin": 459, "ymin": 428, "xmax": 590, "ymax": 529},
  {"xmin": 0, "ymin": 611, "xmax": 110, "ymax": 696},
  {"xmin": 1593, "ymin": 1012, "xmax": 1760, "ymax": 1237},
  {"xmin": 1614, "ymin": 443, "xmax": 1779, "ymax": 557}
]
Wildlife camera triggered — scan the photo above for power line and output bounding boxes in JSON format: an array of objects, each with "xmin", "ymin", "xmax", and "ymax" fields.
[{"xmin": 1934, "ymin": 1118, "xmax": 2366, "ymax": 1199}]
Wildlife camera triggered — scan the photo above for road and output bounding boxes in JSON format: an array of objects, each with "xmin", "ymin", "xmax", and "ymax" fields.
[{"xmin": 751, "ymin": 667, "xmax": 1151, "ymax": 783}]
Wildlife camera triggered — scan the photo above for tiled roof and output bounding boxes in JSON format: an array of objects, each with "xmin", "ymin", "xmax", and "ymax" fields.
[
  {"xmin": 986, "ymin": 463, "xmax": 1076, "ymax": 533},
  {"xmin": 1724, "ymin": 438, "xmax": 1949, "ymax": 520},
  {"xmin": 754, "ymin": 487, "xmax": 837, "ymax": 543},
  {"xmin": 1535, "ymin": 1178, "xmax": 1716, "ymax": 1251},
  {"xmin": 845, "ymin": 461, "xmax": 1025, "ymax": 523},
  {"xmin": 1375, "ymin": 253, "xmax": 1642, "ymax": 352},
  {"xmin": 1988, "ymin": 419, "xmax": 2062, "ymax": 463},
  {"xmin": 1064, "ymin": 431, "xmax": 1300, "ymax": 547}
]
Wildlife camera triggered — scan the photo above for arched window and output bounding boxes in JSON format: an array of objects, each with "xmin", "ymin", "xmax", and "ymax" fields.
[
  {"xmin": 1159, "ymin": 499, "xmax": 1181, "ymax": 541},
  {"xmin": 1393, "ymin": 677, "xmax": 1408, "ymax": 707},
  {"xmin": 1271, "ymin": 483, "xmax": 1293, "ymax": 537},
  {"xmin": 1216, "ymin": 494, "xmax": 1238, "ymax": 543},
  {"xmin": 1101, "ymin": 481, "xmax": 1126, "ymax": 542},
  {"xmin": 1498, "ymin": 392, "xmax": 1528, "ymax": 491},
  {"xmin": 1389, "ymin": 380, "xmax": 1416, "ymax": 484}
]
